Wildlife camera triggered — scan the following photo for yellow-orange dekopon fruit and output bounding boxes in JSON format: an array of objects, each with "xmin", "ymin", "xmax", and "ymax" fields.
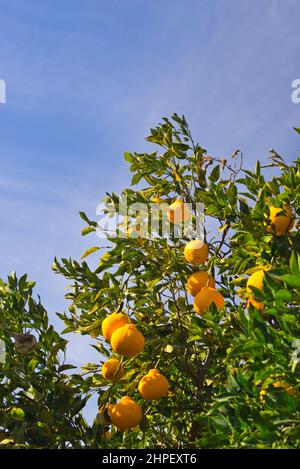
[
  {"xmin": 108, "ymin": 396, "xmax": 143, "ymax": 431},
  {"xmin": 246, "ymin": 269, "xmax": 267, "ymax": 311},
  {"xmin": 193, "ymin": 287, "xmax": 224, "ymax": 315},
  {"xmin": 102, "ymin": 312, "xmax": 130, "ymax": 341},
  {"xmin": 259, "ymin": 378, "xmax": 297, "ymax": 402},
  {"xmin": 138, "ymin": 369, "xmax": 169, "ymax": 400},
  {"xmin": 187, "ymin": 271, "xmax": 215, "ymax": 297},
  {"xmin": 268, "ymin": 205, "xmax": 294, "ymax": 236},
  {"xmin": 167, "ymin": 200, "xmax": 191, "ymax": 224},
  {"xmin": 246, "ymin": 269, "xmax": 266, "ymax": 295},
  {"xmin": 272, "ymin": 380, "xmax": 297, "ymax": 396},
  {"xmin": 246, "ymin": 268, "xmax": 270, "ymax": 311},
  {"xmin": 184, "ymin": 240, "xmax": 209, "ymax": 265},
  {"xmin": 111, "ymin": 324, "xmax": 145, "ymax": 357},
  {"xmin": 102, "ymin": 358, "xmax": 125, "ymax": 382}
]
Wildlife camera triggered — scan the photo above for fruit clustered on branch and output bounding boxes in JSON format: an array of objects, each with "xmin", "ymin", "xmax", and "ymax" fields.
[{"xmin": 52, "ymin": 115, "xmax": 299, "ymax": 448}]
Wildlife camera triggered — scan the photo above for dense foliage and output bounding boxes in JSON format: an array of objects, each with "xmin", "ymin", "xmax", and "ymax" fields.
[
  {"xmin": 0, "ymin": 274, "xmax": 90, "ymax": 448},
  {"xmin": 1, "ymin": 115, "xmax": 299, "ymax": 448}
]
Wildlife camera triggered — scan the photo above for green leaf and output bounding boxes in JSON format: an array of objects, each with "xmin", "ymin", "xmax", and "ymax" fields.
[
  {"xmin": 81, "ymin": 363, "xmax": 99, "ymax": 372},
  {"xmin": 82, "ymin": 226, "xmax": 96, "ymax": 236},
  {"xmin": 131, "ymin": 173, "xmax": 143, "ymax": 185},
  {"xmin": 79, "ymin": 211, "xmax": 97, "ymax": 227},
  {"xmin": 281, "ymin": 274, "xmax": 300, "ymax": 289},
  {"xmin": 10, "ymin": 407, "xmax": 25, "ymax": 420},
  {"xmin": 274, "ymin": 290, "xmax": 292, "ymax": 302},
  {"xmin": 289, "ymin": 251, "xmax": 300, "ymax": 276},
  {"xmin": 58, "ymin": 364, "xmax": 77, "ymax": 372},
  {"xmin": 81, "ymin": 246, "xmax": 100, "ymax": 259},
  {"xmin": 124, "ymin": 151, "xmax": 134, "ymax": 163},
  {"xmin": 209, "ymin": 165, "xmax": 220, "ymax": 183},
  {"xmin": 79, "ymin": 318, "xmax": 102, "ymax": 333}
]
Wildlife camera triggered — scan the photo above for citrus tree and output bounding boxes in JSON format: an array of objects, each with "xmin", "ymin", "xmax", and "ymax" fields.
[
  {"xmin": 0, "ymin": 273, "xmax": 91, "ymax": 448},
  {"xmin": 52, "ymin": 115, "xmax": 300, "ymax": 448},
  {"xmin": 1, "ymin": 115, "xmax": 300, "ymax": 449}
]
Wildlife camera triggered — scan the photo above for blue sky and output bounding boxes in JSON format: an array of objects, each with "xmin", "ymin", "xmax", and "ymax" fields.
[{"xmin": 0, "ymin": 0, "xmax": 300, "ymax": 421}]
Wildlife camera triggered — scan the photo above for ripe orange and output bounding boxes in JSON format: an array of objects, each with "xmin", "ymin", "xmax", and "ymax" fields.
[
  {"xmin": 247, "ymin": 269, "xmax": 266, "ymax": 290},
  {"xmin": 193, "ymin": 287, "xmax": 224, "ymax": 315},
  {"xmin": 184, "ymin": 240, "xmax": 209, "ymax": 265},
  {"xmin": 167, "ymin": 200, "xmax": 191, "ymax": 224},
  {"xmin": 269, "ymin": 205, "xmax": 294, "ymax": 236},
  {"xmin": 101, "ymin": 312, "xmax": 130, "ymax": 341},
  {"xmin": 102, "ymin": 358, "xmax": 125, "ymax": 382},
  {"xmin": 138, "ymin": 369, "xmax": 169, "ymax": 400},
  {"xmin": 246, "ymin": 269, "xmax": 266, "ymax": 294},
  {"xmin": 260, "ymin": 379, "xmax": 297, "ymax": 402},
  {"xmin": 272, "ymin": 380, "xmax": 296, "ymax": 396},
  {"xmin": 108, "ymin": 396, "xmax": 143, "ymax": 431},
  {"xmin": 187, "ymin": 271, "xmax": 215, "ymax": 297},
  {"xmin": 111, "ymin": 324, "xmax": 145, "ymax": 357},
  {"xmin": 246, "ymin": 269, "xmax": 267, "ymax": 310}
]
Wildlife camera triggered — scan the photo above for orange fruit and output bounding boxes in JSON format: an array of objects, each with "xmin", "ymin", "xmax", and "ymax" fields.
[
  {"xmin": 138, "ymin": 369, "xmax": 169, "ymax": 400},
  {"xmin": 246, "ymin": 269, "xmax": 266, "ymax": 302},
  {"xmin": 101, "ymin": 313, "xmax": 130, "ymax": 341},
  {"xmin": 108, "ymin": 396, "xmax": 143, "ymax": 431},
  {"xmin": 167, "ymin": 200, "xmax": 191, "ymax": 224},
  {"xmin": 111, "ymin": 324, "xmax": 145, "ymax": 357},
  {"xmin": 187, "ymin": 271, "xmax": 215, "ymax": 297},
  {"xmin": 247, "ymin": 269, "xmax": 266, "ymax": 291},
  {"xmin": 269, "ymin": 205, "xmax": 294, "ymax": 236},
  {"xmin": 193, "ymin": 287, "xmax": 224, "ymax": 315},
  {"xmin": 260, "ymin": 379, "xmax": 297, "ymax": 402},
  {"xmin": 184, "ymin": 240, "xmax": 209, "ymax": 265},
  {"xmin": 102, "ymin": 358, "xmax": 125, "ymax": 382},
  {"xmin": 272, "ymin": 380, "xmax": 297, "ymax": 396}
]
